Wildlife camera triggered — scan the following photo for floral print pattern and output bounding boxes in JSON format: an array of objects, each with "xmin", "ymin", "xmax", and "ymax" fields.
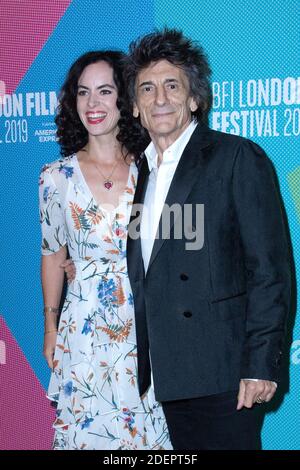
[{"xmin": 39, "ymin": 154, "xmax": 172, "ymax": 450}]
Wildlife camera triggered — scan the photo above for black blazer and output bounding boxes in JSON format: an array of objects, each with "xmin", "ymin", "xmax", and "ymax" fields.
[{"xmin": 127, "ymin": 123, "xmax": 291, "ymax": 402}]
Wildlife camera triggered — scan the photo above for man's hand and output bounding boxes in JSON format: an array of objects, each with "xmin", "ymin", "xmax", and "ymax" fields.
[
  {"xmin": 237, "ymin": 379, "xmax": 277, "ymax": 410},
  {"xmin": 60, "ymin": 259, "xmax": 76, "ymax": 282}
]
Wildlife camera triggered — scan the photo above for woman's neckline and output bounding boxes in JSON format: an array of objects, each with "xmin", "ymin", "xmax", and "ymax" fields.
[{"xmin": 73, "ymin": 153, "xmax": 134, "ymax": 213}]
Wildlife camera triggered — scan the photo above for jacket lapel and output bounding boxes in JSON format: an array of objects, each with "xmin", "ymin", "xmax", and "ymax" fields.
[
  {"xmin": 133, "ymin": 156, "xmax": 150, "ymax": 207},
  {"xmin": 147, "ymin": 124, "xmax": 214, "ymax": 272},
  {"xmin": 127, "ymin": 156, "xmax": 150, "ymax": 282}
]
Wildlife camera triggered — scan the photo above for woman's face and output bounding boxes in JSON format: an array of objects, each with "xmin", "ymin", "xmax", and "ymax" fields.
[{"xmin": 76, "ymin": 61, "xmax": 120, "ymax": 138}]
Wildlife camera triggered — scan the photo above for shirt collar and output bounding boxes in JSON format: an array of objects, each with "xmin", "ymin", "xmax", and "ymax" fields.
[{"xmin": 144, "ymin": 120, "xmax": 198, "ymax": 172}]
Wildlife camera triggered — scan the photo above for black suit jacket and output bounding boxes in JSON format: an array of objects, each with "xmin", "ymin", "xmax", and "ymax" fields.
[{"xmin": 127, "ymin": 123, "xmax": 291, "ymax": 402}]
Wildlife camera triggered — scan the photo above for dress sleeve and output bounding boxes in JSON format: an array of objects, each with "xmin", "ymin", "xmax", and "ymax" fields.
[{"xmin": 39, "ymin": 165, "xmax": 66, "ymax": 255}]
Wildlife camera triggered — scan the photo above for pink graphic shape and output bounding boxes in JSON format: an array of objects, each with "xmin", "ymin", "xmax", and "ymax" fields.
[
  {"xmin": 0, "ymin": 315, "xmax": 55, "ymax": 450},
  {"xmin": 0, "ymin": 0, "xmax": 72, "ymax": 94}
]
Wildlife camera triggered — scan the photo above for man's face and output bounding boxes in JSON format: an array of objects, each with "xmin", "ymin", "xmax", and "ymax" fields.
[{"xmin": 133, "ymin": 60, "xmax": 197, "ymax": 144}]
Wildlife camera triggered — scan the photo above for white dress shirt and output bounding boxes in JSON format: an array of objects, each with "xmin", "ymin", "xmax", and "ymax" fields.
[{"xmin": 141, "ymin": 120, "xmax": 197, "ymax": 273}]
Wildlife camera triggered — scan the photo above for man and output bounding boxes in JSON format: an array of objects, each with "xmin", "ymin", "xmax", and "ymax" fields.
[{"xmin": 124, "ymin": 28, "xmax": 291, "ymax": 450}]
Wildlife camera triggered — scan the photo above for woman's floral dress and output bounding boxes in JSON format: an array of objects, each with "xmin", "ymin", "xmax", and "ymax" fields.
[{"xmin": 39, "ymin": 154, "xmax": 172, "ymax": 450}]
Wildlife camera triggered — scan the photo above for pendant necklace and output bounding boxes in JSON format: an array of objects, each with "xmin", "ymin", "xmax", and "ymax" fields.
[{"xmin": 95, "ymin": 157, "xmax": 121, "ymax": 190}]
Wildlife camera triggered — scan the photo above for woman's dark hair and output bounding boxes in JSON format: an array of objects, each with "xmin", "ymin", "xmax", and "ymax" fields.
[
  {"xmin": 124, "ymin": 28, "xmax": 212, "ymax": 125},
  {"xmin": 55, "ymin": 50, "xmax": 148, "ymax": 159}
]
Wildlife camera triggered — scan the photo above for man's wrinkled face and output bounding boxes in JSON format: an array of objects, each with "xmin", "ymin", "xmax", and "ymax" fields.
[{"xmin": 133, "ymin": 60, "xmax": 197, "ymax": 143}]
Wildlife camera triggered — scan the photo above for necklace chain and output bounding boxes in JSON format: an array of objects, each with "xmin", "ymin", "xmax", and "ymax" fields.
[
  {"xmin": 95, "ymin": 159, "xmax": 120, "ymax": 181},
  {"xmin": 84, "ymin": 146, "xmax": 123, "ymax": 190},
  {"xmin": 94, "ymin": 155, "xmax": 121, "ymax": 190}
]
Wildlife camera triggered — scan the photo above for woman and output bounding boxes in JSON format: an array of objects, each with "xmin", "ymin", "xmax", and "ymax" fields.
[{"xmin": 39, "ymin": 50, "xmax": 171, "ymax": 450}]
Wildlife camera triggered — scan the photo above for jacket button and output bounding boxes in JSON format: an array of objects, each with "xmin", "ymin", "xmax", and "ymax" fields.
[
  {"xmin": 180, "ymin": 273, "xmax": 189, "ymax": 281},
  {"xmin": 183, "ymin": 311, "xmax": 192, "ymax": 318}
]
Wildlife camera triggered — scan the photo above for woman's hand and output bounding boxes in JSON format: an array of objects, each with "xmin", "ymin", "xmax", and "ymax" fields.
[
  {"xmin": 60, "ymin": 259, "xmax": 76, "ymax": 282},
  {"xmin": 43, "ymin": 331, "xmax": 57, "ymax": 369}
]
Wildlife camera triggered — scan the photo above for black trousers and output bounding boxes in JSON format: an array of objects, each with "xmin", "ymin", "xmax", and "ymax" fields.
[{"xmin": 162, "ymin": 390, "xmax": 265, "ymax": 450}]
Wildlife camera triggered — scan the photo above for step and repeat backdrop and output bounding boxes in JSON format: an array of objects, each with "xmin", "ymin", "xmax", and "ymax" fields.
[{"xmin": 0, "ymin": 0, "xmax": 299, "ymax": 449}]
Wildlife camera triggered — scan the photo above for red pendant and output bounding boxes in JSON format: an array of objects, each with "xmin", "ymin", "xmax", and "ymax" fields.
[{"xmin": 104, "ymin": 181, "xmax": 113, "ymax": 190}]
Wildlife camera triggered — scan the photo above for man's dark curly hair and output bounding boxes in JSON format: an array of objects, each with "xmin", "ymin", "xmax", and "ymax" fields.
[
  {"xmin": 124, "ymin": 28, "xmax": 212, "ymax": 125},
  {"xmin": 55, "ymin": 50, "xmax": 148, "ymax": 159}
]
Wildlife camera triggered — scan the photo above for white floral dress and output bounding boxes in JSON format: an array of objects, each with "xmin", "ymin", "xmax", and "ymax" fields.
[{"xmin": 39, "ymin": 154, "xmax": 172, "ymax": 450}]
